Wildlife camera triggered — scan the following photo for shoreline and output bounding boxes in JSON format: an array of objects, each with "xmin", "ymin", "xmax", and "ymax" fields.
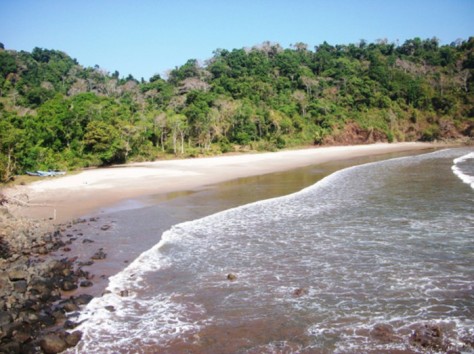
[
  {"xmin": 0, "ymin": 142, "xmax": 454, "ymax": 352},
  {"xmin": 4, "ymin": 142, "xmax": 443, "ymax": 224}
]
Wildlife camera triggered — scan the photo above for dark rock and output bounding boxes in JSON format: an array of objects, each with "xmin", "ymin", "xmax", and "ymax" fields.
[
  {"xmin": 410, "ymin": 323, "xmax": 444, "ymax": 350},
  {"xmin": 52, "ymin": 308, "xmax": 66, "ymax": 321},
  {"xmin": 91, "ymin": 248, "xmax": 106, "ymax": 260},
  {"xmin": 370, "ymin": 323, "xmax": 397, "ymax": 343},
  {"xmin": 292, "ymin": 288, "xmax": 307, "ymax": 297},
  {"xmin": 119, "ymin": 290, "xmax": 129, "ymax": 297},
  {"xmin": 80, "ymin": 280, "xmax": 93, "ymax": 288},
  {"xmin": 74, "ymin": 294, "xmax": 93, "ymax": 305},
  {"xmin": 39, "ymin": 312, "xmax": 57, "ymax": 326},
  {"xmin": 75, "ymin": 268, "xmax": 89, "ymax": 278},
  {"xmin": 60, "ymin": 299, "xmax": 79, "ymax": 313},
  {"xmin": 40, "ymin": 333, "xmax": 68, "ymax": 354},
  {"xmin": 63, "ymin": 247, "xmax": 71, "ymax": 252},
  {"xmin": 105, "ymin": 305, "xmax": 115, "ymax": 312},
  {"xmin": 78, "ymin": 260, "xmax": 94, "ymax": 266},
  {"xmin": 100, "ymin": 225, "xmax": 111, "ymax": 231},
  {"xmin": 0, "ymin": 341, "xmax": 20, "ymax": 353},
  {"xmin": 227, "ymin": 273, "xmax": 237, "ymax": 281},
  {"xmin": 13, "ymin": 280, "xmax": 27, "ymax": 293},
  {"xmin": 12, "ymin": 330, "xmax": 31, "ymax": 343},
  {"xmin": 20, "ymin": 310, "xmax": 40, "ymax": 324},
  {"xmin": 0, "ymin": 310, "xmax": 12, "ymax": 326},
  {"xmin": 82, "ymin": 238, "xmax": 94, "ymax": 244},
  {"xmin": 65, "ymin": 330, "xmax": 82, "ymax": 347},
  {"xmin": 63, "ymin": 320, "xmax": 78, "ymax": 329},
  {"xmin": 28, "ymin": 278, "xmax": 54, "ymax": 302},
  {"xmin": 89, "ymin": 217, "xmax": 99, "ymax": 222},
  {"xmin": 60, "ymin": 278, "xmax": 78, "ymax": 292},
  {"xmin": 74, "ymin": 218, "xmax": 87, "ymax": 224},
  {"xmin": 61, "ymin": 276, "xmax": 77, "ymax": 291}
]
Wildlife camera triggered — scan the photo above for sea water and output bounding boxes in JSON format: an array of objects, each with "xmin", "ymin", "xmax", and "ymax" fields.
[{"xmin": 71, "ymin": 148, "xmax": 473, "ymax": 353}]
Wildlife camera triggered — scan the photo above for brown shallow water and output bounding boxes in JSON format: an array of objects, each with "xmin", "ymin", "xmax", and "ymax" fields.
[
  {"xmin": 62, "ymin": 149, "xmax": 434, "ymax": 298},
  {"xmin": 63, "ymin": 147, "xmax": 474, "ymax": 353}
]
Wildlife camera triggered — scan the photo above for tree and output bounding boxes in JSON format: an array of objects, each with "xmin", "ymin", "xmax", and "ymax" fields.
[
  {"xmin": 83, "ymin": 121, "xmax": 125, "ymax": 164},
  {"xmin": 166, "ymin": 111, "xmax": 188, "ymax": 155},
  {"xmin": 0, "ymin": 118, "xmax": 22, "ymax": 181}
]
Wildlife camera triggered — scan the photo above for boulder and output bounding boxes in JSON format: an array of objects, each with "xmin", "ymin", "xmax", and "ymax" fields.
[
  {"xmin": 65, "ymin": 330, "xmax": 82, "ymax": 347},
  {"xmin": 74, "ymin": 294, "xmax": 93, "ymax": 305},
  {"xmin": 370, "ymin": 323, "xmax": 397, "ymax": 343},
  {"xmin": 40, "ymin": 334, "xmax": 68, "ymax": 354},
  {"xmin": 410, "ymin": 323, "xmax": 444, "ymax": 350}
]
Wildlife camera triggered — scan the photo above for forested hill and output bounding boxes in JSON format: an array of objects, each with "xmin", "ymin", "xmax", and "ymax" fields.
[{"xmin": 1, "ymin": 37, "xmax": 473, "ymax": 182}]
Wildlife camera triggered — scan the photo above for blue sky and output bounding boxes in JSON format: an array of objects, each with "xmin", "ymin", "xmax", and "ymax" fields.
[{"xmin": 1, "ymin": 0, "xmax": 473, "ymax": 81}]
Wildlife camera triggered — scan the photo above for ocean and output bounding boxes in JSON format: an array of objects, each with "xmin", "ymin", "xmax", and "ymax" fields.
[{"xmin": 70, "ymin": 147, "xmax": 473, "ymax": 353}]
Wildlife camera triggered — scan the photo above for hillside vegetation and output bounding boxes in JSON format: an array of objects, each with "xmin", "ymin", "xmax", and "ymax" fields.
[{"xmin": 0, "ymin": 37, "xmax": 473, "ymax": 182}]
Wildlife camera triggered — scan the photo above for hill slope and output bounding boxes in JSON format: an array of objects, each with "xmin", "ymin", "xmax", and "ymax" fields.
[{"xmin": 0, "ymin": 37, "xmax": 473, "ymax": 181}]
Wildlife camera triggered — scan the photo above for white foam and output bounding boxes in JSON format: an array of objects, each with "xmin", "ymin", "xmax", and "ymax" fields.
[{"xmin": 452, "ymin": 152, "xmax": 474, "ymax": 189}]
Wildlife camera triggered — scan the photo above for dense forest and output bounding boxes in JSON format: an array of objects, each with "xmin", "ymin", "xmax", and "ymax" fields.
[{"xmin": 0, "ymin": 37, "xmax": 473, "ymax": 182}]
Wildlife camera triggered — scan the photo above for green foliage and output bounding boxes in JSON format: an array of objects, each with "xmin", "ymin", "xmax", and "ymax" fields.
[{"xmin": 0, "ymin": 37, "xmax": 473, "ymax": 181}]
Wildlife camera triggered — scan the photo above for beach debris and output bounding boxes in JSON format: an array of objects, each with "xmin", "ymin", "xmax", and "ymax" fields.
[
  {"xmin": 120, "ymin": 289, "xmax": 130, "ymax": 297},
  {"xmin": 227, "ymin": 273, "xmax": 237, "ymax": 281}
]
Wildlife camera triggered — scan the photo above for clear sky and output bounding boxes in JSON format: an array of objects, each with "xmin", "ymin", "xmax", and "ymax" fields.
[{"xmin": 1, "ymin": 0, "xmax": 473, "ymax": 81}]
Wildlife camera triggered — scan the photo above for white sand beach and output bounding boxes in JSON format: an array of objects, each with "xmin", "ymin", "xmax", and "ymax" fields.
[{"xmin": 6, "ymin": 143, "xmax": 439, "ymax": 223}]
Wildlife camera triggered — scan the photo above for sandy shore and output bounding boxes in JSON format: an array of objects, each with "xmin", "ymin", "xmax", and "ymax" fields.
[{"xmin": 6, "ymin": 143, "xmax": 439, "ymax": 223}]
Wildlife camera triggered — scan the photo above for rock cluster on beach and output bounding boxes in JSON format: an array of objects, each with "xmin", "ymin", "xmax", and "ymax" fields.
[{"xmin": 0, "ymin": 202, "xmax": 103, "ymax": 353}]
